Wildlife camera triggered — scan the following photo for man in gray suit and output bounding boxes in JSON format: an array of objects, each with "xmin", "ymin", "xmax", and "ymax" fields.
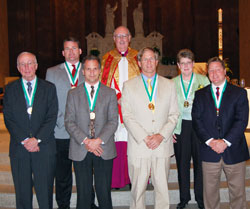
[
  {"xmin": 65, "ymin": 55, "xmax": 118, "ymax": 209},
  {"xmin": 46, "ymin": 37, "xmax": 84, "ymax": 209}
]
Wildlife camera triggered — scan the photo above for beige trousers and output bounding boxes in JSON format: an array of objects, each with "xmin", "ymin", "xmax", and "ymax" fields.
[
  {"xmin": 202, "ymin": 159, "xmax": 247, "ymax": 209},
  {"xmin": 128, "ymin": 156, "xmax": 171, "ymax": 209}
]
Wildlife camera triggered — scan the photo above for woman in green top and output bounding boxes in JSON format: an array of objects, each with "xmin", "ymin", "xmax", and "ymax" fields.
[{"xmin": 173, "ymin": 49, "xmax": 210, "ymax": 209}]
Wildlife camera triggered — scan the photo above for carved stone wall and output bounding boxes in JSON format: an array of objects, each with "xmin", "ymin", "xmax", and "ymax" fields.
[
  {"xmin": 86, "ymin": 31, "xmax": 163, "ymax": 59},
  {"xmin": 7, "ymin": 0, "xmax": 239, "ymax": 79}
]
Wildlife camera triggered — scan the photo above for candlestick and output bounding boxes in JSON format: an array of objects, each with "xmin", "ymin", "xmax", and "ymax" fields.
[{"xmin": 218, "ymin": 8, "xmax": 223, "ymax": 60}]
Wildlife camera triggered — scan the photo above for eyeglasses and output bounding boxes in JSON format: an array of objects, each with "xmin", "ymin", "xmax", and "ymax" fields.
[
  {"xmin": 179, "ymin": 61, "xmax": 193, "ymax": 66},
  {"xmin": 141, "ymin": 57, "xmax": 156, "ymax": 62},
  {"xmin": 18, "ymin": 62, "xmax": 36, "ymax": 67},
  {"xmin": 114, "ymin": 34, "xmax": 129, "ymax": 39}
]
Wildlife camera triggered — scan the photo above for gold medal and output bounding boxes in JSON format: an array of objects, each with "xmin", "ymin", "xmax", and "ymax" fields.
[
  {"xmin": 148, "ymin": 103, "xmax": 155, "ymax": 110},
  {"xmin": 90, "ymin": 112, "xmax": 95, "ymax": 120},
  {"xmin": 27, "ymin": 107, "xmax": 32, "ymax": 114},
  {"xmin": 71, "ymin": 86, "xmax": 76, "ymax": 89},
  {"xmin": 184, "ymin": 101, "xmax": 189, "ymax": 108}
]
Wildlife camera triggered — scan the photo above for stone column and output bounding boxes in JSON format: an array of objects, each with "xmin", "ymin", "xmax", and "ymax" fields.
[
  {"xmin": 0, "ymin": 0, "xmax": 9, "ymax": 87},
  {"xmin": 239, "ymin": 0, "xmax": 250, "ymax": 86}
]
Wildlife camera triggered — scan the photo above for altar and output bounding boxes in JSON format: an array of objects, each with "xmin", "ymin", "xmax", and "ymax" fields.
[{"xmin": 86, "ymin": 1, "xmax": 164, "ymax": 60}]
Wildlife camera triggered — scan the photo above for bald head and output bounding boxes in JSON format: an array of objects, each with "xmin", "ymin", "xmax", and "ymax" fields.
[
  {"xmin": 17, "ymin": 51, "xmax": 38, "ymax": 81},
  {"xmin": 113, "ymin": 26, "xmax": 130, "ymax": 37},
  {"xmin": 17, "ymin": 52, "xmax": 37, "ymax": 65},
  {"xmin": 113, "ymin": 26, "xmax": 131, "ymax": 53}
]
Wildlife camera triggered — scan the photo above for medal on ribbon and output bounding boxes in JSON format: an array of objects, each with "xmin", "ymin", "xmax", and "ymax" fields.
[
  {"xmin": 84, "ymin": 82, "xmax": 100, "ymax": 120},
  {"xmin": 64, "ymin": 62, "xmax": 81, "ymax": 87},
  {"xmin": 21, "ymin": 78, "xmax": 37, "ymax": 115},
  {"xmin": 141, "ymin": 74, "xmax": 157, "ymax": 110},
  {"xmin": 211, "ymin": 81, "xmax": 227, "ymax": 117},
  {"xmin": 180, "ymin": 73, "xmax": 194, "ymax": 108}
]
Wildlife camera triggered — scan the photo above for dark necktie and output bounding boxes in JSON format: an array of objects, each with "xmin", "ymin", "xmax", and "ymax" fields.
[
  {"xmin": 90, "ymin": 86, "xmax": 95, "ymax": 99},
  {"xmin": 72, "ymin": 64, "xmax": 76, "ymax": 78},
  {"xmin": 216, "ymin": 87, "xmax": 220, "ymax": 100},
  {"xmin": 27, "ymin": 82, "xmax": 32, "ymax": 96},
  {"xmin": 90, "ymin": 86, "xmax": 95, "ymax": 138}
]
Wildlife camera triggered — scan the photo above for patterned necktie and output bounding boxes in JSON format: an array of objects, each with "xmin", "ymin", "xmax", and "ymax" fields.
[
  {"xmin": 90, "ymin": 86, "xmax": 95, "ymax": 139},
  {"xmin": 27, "ymin": 82, "xmax": 32, "ymax": 96},
  {"xmin": 90, "ymin": 86, "xmax": 95, "ymax": 99},
  {"xmin": 72, "ymin": 64, "xmax": 76, "ymax": 78},
  {"xmin": 216, "ymin": 87, "xmax": 220, "ymax": 100}
]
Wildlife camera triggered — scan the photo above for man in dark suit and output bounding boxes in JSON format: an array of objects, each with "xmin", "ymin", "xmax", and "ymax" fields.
[
  {"xmin": 192, "ymin": 57, "xmax": 250, "ymax": 209},
  {"xmin": 65, "ymin": 55, "xmax": 118, "ymax": 209},
  {"xmin": 3, "ymin": 52, "xmax": 58, "ymax": 209},
  {"xmin": 46, "ymin": 37, "xmax": 85, "ymax": 209}
]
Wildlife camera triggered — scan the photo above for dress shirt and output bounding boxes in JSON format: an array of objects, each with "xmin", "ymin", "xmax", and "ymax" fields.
[
  {"xmin": 83, "ymin": 81, "xmax": 104, "ymax": 144},
  {"xmin": 65, "ymin": 61, "xmax": 80, "ymax": 83},
  {"xmin": 205, "ymin": 79, "xmax": 231, "ymax": 147},
  {"xmin": 21, "ymin": 76, "xmax": 41, "ymax": 144},
  {"xmin": 22, "ymin": 76, "xmax": 37, "ymax": 90},
  {"xmin": 85, "ymin": 81, "xmax": 99, "ymax": 108},
  {"xmin": 141, "ymin": 73, "xmax": 158, "ymax": 101}
]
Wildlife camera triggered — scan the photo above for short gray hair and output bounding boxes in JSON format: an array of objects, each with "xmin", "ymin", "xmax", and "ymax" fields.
[
  {"xmin": 17, "ymin": 52, "xmax": 37, "ymax": 66},
  {"xmin": 137, "ymin": 47, "xmax": 159, "ymax": 62}
]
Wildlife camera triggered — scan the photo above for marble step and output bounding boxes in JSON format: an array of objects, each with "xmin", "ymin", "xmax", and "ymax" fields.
[
  {"xmin": 1, "ymin": 159, "xmax": 249, "ymax": 185},
  {"xmin": 0, "ymin": 180, "xmax": 250, "ymax": 208},
  {"xmin": 1, "ymin": 203, "xmax": 250, "ymax": 209}
]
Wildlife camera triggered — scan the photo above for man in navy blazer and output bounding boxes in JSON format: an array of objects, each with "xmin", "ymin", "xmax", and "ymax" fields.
[
  {"xmin": 3, "ymin": 52, "xmax": 58, "ymax": 209},
  {"xmin": 192, "ymin": 57, "xmax": 249, "ymax": 209}
]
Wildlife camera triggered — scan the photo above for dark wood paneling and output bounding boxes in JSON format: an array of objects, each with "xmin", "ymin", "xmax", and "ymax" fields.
[
  {"xmin": 0, "ymin": 0, "xmax": 10, "ymax": 87},
  {"xmin": 7, "ymin": 0, "xmax": 239, "ymax": 79},
  {"xmin": 239, "ymin": 0, "xmax": 250, "ymax": 86}
]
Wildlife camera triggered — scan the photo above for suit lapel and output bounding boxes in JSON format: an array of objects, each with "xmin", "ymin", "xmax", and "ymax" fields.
[
  {"xmin": 207, "ymin": 84, "xmax": 218, "ymax": 116},
  {"xmin": 78, "ymin": 63, "xmax": 84, "ymax": 84},
  {"xmin": 81, "ymin": 83, "xmax": 91, "ymax": 113},
  {"xmin": 31, "ymin": 79, "xmax": 42, "ymax": 121},
  {"xmin": 219, "ymin": 83, "xmax": 231, "ymax": 113},
  {"xmin": 60, "ymin": 63, "xmax": 72, "ymax": 88},
  {"xmin": 95, "ymin": 84, "xmax": 102, "ymax": 112},
  {"xmin": 17, "ymin": 79, "xmax": 30, "ymax": 119},
  {"xmin": 138, "ymin": 75, "xmax": 151, "ymax": 104},
  {"xmin": 154, "ymin": 76, "xmax": 162, "ymax": 112}
]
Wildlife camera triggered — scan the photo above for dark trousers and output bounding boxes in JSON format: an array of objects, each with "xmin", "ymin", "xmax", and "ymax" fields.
[
  {"xmin": 73, "ymin": 152, "xmax": 113, "ymax": 209},
  {"xmin": 10, "ymin": 147, "xmax": 56, "ymax": 209},
  {"xmin": 174, "ymin": 120, "xmax": 203, "ymax": 205},
  {"xmin": 55, "ymin": 139, "xmax": 73, "ymax": 209}
]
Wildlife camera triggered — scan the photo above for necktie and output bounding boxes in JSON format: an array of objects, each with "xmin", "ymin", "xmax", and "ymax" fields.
[
  {"xmin": 147, "ymin": 79, "xmax": 152, "ymax": 94},
  {"xmin": 90, "ymin": 86, "xmax": 95, "ymax": 139},
  {"xmin": 147, "ymin": 78, "xmax": 155, "ymax": 111},
  {"xmin": 71, "ymin": 64, "xmax": 78, "ymax": 88},
  {"xmin": 72, "ymin": 64, "xmax": 76, "ymax": 78},
  {"xmin": 90, "ymin": 86, "xmax": 95, "ymax": 99},
  {"xmin": 27, "ymin": 82, "xmax": 32, "ymax": 96},
  {"xmin": 216, "ymin": 87, "xmax": 220, "ymax": 100}
]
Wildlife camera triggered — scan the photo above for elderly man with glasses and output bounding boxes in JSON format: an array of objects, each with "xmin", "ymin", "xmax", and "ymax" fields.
[{"xmin": 100, "ymin": 26, "xmax": 141, "ymax": 190}]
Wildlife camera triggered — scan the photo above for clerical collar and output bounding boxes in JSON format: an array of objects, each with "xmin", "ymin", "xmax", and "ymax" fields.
[{"xmin": 118, "ymin": 49, "xmax": 128, "ymax": 57}]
